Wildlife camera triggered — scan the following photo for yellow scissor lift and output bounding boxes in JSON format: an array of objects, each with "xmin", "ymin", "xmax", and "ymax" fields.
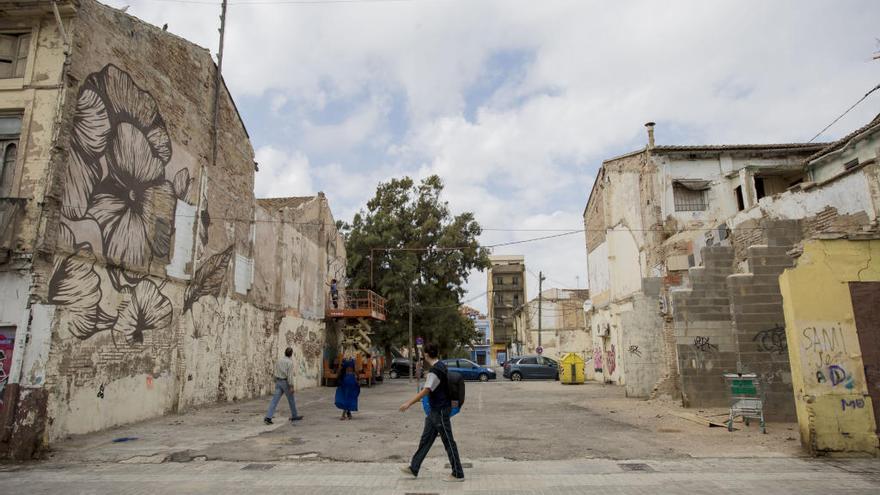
[{"xmin": 323, "ymin": 290, "xmax": 387, "ymax": 387}]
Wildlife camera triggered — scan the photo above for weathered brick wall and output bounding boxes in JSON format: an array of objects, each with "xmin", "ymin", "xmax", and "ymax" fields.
[
  {"xmin": 584, "ymin": 178, "xmax": 606, "ymax": 251},
  {"xmin": 672, "ymin": 246, "xmax": 739, "ymax": 408}
]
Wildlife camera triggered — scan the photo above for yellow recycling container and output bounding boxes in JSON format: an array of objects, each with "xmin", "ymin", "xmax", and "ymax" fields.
[{"xmin": 559, "ymin": 353, "xmax": 585, "ymax": 384}]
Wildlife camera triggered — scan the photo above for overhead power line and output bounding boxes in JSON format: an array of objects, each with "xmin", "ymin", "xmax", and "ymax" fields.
[
  {"xmin": 809, "ymin": 82, "xmax": 880, "ymax": 143},
  {"xmin": 141, "ymin": 0, "xmax": 421, "ymax": 5}
]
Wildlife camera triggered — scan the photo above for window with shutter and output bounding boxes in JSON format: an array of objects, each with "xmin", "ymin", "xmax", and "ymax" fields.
[
  {"xmin": 14, "ymin": 34, "xmax": 30, "ymax": 78},
  {"xmin": 0, "ymin": 33, "xmax": 31, "ymax": 79}
]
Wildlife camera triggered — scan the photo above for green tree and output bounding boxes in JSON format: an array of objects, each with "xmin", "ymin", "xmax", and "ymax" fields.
[{"xmin": 342, "ymin": 175, "xmax": 490, "ymax": 356}]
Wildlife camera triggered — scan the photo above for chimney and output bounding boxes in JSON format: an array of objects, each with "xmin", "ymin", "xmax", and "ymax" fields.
[{"xmin": 645, "ymin": 122, "xmax": 656, "ymax": 149}]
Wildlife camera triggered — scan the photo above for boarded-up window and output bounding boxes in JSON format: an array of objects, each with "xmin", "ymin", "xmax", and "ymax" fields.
[
  {"xmin": 672, "ymin": 180, "xmax": 709, "ymax": 212},
  {"xmin": 0, "ymin": 33, "xmax": 31, "ymax": 79}
]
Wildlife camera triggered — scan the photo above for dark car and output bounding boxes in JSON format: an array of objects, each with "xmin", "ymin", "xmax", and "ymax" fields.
[
  {"xmin": 442, "ymin": 358, "xmax": 497, "ymax": 382},
  {"xmin": 503, "ymin": 355, "xmax": 559, "ymax": 381},
  {"xmin": 389, "ymin": 357, "xmax": 423, "ymax": 379}
]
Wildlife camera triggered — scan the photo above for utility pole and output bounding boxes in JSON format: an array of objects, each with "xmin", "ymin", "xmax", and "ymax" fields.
[
  {"xmin": 408, "ymin": 285, "xmax": 414, "ymax": 383},
  {"xmin": 537, "ymin": 271, "xmax": 546, "ymax": 349},
  {"xmin": 211, "ymin": 0, "xmax": 228, "ymax": 170},
  {"xmin": 191, "ymin": 0, "xmax": 227, "ymax": 275}
]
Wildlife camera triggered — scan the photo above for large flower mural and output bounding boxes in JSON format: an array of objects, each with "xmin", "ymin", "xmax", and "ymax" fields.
[
  {"xmin": 115, "ymin": 279, "xmax": 173, "ymax": 344},
  {"xmin": 48, "ymin": 249, "xmax": 114, "ymax": 339},
  {"xmin": 52, "ymin": 64, "xmax": 181, "ymax": 344}
]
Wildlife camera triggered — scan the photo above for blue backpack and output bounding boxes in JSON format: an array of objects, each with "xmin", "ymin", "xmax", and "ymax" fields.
[{"xmin": 421, "ymin": 366, "xmax": 465, "ymax": 417}]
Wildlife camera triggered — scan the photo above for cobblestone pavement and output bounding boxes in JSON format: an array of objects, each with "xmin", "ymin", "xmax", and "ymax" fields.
[{"xmin": 2, "ymin": 457, "xmax": 879, "ymax": 494}]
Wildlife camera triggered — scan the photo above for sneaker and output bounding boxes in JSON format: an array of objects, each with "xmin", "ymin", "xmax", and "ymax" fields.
[
  {"xmin": 443, "ymin": 475, "xmax": 465, "ymax": 483},
  {"xmin": 264, "ymin": 418, "xmax": 273, "ymax": 425},
  {"xmin": 398, "ymin": 466, "xmax": 417, "ymax": 478},
  {"xmin": 290, "ymin": 415, "xmax": 304, "ymax": 421}
]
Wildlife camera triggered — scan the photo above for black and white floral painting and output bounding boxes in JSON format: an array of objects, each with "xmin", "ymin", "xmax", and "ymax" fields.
[{"xmin": 50, "ymin": 64, "xmax": 179, "ymax": 343}]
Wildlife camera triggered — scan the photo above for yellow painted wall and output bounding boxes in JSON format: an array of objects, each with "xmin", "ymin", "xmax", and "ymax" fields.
[{"xmin": 780, "ymin": 239, "xmax": 880, "ymax": 456}]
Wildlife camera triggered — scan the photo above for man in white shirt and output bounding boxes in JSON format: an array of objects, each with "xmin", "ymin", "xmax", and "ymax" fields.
[
  {"xmin": 398, "ymin": 343, "xmax": 465, "ymax": 482},
  {"xmin": 264, "ymin": 347, "xmax": 304, "ymax": 425}
]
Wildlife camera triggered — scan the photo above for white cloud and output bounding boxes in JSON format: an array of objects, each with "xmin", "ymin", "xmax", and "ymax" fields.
[
  {"xmin": 107, "ymin": 0, "xmax": 880, "ymax": 313},
  {"xmin": 254, "ymin": 146, "xmax": 314, "ymax": 198}
]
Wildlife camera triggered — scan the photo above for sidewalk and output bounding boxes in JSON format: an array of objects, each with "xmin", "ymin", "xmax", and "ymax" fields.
[{"xmin": 2, "ymin": 457, "xmax": 878, "ymax": 494}]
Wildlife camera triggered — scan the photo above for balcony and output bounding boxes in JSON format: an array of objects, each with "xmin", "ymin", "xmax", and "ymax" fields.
[
  {"xmin": 0, "ymin": 198, "xmax": 26, "ymax": 263},
  {"xmin": 492, "ymin": 283, "xmax": 524, "ymax": 292},
  {"xmin": 491, "ymin": 264, "xmax": 525, "ymax": 274}
]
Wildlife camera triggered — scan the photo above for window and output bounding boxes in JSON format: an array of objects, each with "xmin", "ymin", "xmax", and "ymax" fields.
[
  {"xmin": 520, "ymin": 357, "xmax": 537, "ymax": 365},
  {"xmin": 754, "ymin": 177, "xmax": 766, "ymax": 201},
  {"xmin": 672, "ymin": 180, "xmax": 709, "ymax": 211},
  {"xmin": 494, "ymin": 293, "xmax": 503, "ymax": 305},
  {"xmin": 843, "ymin": 158, "xmax": 860, "ymax": 171},
  {"xmin": 513, "ymin": 294, "xmax": 520, "ymax": 306},
  {"xmin": 0, "ymin": 33, "xmax": 31, "ymax": 79},
  {"xmin": 495, "ymin": 276, "xmax": 503, "ymax": 285},
  {"xmin": 539, "ymin": 357, "xmax": 557, "ymax": 367},
  {"xmin": 512, "ymin": 276, "xmax": 519, "ymax": 286},
  {"xmin": 734, "ymin": 185, "xmax": 745, "ymax": 211},
  {"xmin": 0, "ymin": 115, "xmax": 22, "ymax": 196}
]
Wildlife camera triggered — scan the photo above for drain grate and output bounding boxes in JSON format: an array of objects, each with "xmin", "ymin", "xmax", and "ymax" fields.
[
  {"xmin": 241, "ymin": 463, "xmax": 276, "ymax": 471},
  {"xmin": 444, "ymin": 462, "xmax": 473, "ymax": 468},
  {"xmin": 618, "ymin": 463, "xmax": 653, "ymax": 472}
]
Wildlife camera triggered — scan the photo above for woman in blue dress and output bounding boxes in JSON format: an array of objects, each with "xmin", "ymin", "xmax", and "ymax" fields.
[{"xmin": 335, "ymin": 352, "xmax": 360, "ymax": 420}]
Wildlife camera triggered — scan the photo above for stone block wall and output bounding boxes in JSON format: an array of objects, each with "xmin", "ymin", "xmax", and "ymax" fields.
[
  {"xmin": 672, "ymin": 246, "xmax": 739, "ymax": 408},
  {"xmin": 727, "ymin": 221, "xmax": 800, "ymax": 421}
]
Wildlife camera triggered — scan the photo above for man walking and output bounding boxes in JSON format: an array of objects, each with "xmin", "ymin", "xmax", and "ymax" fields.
[
  {"xmin": 265, "ymin": 347, "xmax": 304, "ymax": 425},
  {"xmin": 398, "ymin": 343, "xmax": 465, "ymax": 482}
]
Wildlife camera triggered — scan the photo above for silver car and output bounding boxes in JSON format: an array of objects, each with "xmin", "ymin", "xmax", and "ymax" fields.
[{"xmin": 502, "ymin": 355, "xmax": 559, "ymax": 381}]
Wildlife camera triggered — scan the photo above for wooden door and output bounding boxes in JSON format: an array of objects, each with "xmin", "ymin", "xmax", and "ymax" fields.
[{"xmin": 850, "ymin": 282, "xmax": 880, "ymax": 438}]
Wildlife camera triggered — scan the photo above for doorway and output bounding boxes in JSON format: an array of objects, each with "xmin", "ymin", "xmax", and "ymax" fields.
[{"xmin": 849, "ymin": 282, "xmax": 880, "ymax": 439}]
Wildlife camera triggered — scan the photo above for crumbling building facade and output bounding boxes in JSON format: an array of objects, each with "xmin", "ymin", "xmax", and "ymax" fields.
[{"xmin": 0, "ymin": 0, "xmax": 344, "ymax": 459}]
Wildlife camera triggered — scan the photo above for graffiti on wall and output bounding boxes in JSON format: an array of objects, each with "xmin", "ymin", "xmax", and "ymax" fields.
[
  {"xmin": 0, "ymin": 334, "xmax": 11, "ymax": 412},
  {"xmin": 592, "ymin": 346, "xmax": 603, "ymax": 372},
  {"xmin": 606, "ymin": 344, "xmax": 616, "ymax": 375},
  {"xmin": 627, "ymin": 345, "xmax": 642, "ymax": 357},
  {"xmin": 815, "ymin": 364, "xmax": 855, "ymax": 389},
  {"xmin": 693, "ymin": 336, "xmax": 718, "ymax": 353},
  {"xmin": 50, "ymin": 64, "xmax": 181, "ymax": 344},
  {"xmin": 753, "ymin": 324, "xmax": 787, "ymax": 355},
  {"xmin": 802, "ymin": 325, "xmax": 848, "ymax": 366},
  {"xmin": 686, "ymin": 336, "xmax": 720, "ymax": 371},
  {"xmin": 841, "ymin": 398, "xmax": 865, "ymax": 411}
]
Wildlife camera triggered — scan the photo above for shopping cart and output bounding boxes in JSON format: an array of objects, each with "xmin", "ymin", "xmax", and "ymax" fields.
[{"xmin": 723, "ymin": 373, "xmax": 766, "ymax": 434}]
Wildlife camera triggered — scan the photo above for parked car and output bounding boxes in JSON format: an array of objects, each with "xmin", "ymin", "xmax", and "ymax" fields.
[
  {"xmin": 389, "ymin": 357, "xmax": 423, "ymax": 379},
  {"xmin": 442, "ymin": 359, "xmax": 497, "ymax": 382},
  {"xmin": 503, "ymin": 355, "xmax": 559, "ymax": 381}
]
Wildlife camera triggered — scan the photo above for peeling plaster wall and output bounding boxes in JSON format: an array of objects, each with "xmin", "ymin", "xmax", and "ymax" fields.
[
  {"xmin": 0, "ymin": 0, "xmax": 340, "ymax": 452},
  {"xmin": 620, "ymin": 278, "xmax": 666, "ymax": 398},
  {"xmin": 728, "ymin": 167, "xmax": 877, "ymax": 231},
  {"xmin": 780, "ymin": 239, "xmax": 880, "ymax": 456}
]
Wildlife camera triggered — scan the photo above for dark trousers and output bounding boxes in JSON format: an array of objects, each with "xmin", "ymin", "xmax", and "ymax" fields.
[{"xmin": 409, "ymin": 406, "xmax": 464, "ymax": 479}]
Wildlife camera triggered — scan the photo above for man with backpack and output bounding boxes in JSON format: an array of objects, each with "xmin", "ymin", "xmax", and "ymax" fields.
[{"xmin": 398, "ymin": 342, "xmax": 465, "ymax": 482}]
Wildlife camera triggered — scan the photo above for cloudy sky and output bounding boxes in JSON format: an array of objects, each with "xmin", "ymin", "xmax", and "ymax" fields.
[{"xmin": 106, "ymin": 0, "xmax": 879, "ymax": 312}]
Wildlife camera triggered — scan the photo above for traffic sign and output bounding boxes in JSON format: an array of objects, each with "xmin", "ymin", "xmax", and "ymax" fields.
[
  {"xmin": 416, "ymin": 336, "xmax": 424, "ymax": 346},
  {"xmin": 536, "ymin": 346, "xmax": 543, "ymax": 355}
]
